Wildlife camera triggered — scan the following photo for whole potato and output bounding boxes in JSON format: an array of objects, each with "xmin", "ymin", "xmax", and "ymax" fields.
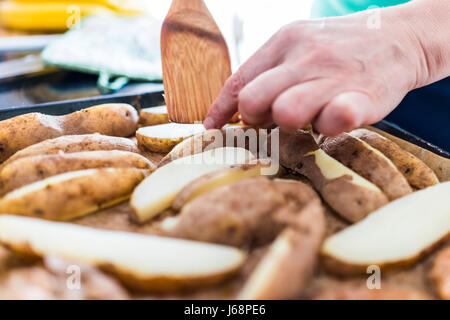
[{"xmin": 0, "ymin": 104, "xmax": 138, "ymax": 163}]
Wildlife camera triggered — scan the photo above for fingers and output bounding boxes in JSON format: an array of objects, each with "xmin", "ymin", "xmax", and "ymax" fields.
[
  {"xmin": 238, "ymin": 65, "xmax": 303, "ymax": 125},
  {"xmin": 204, "ymin": 39, "xmax": 283, "ymax": 129},
  {"xmin": 271, "ymin": 80, "xmax": 338, "ymax": 131},
  {"xmin": 313, "ymin": 91, "xmax": 375, "ymax": 136}
]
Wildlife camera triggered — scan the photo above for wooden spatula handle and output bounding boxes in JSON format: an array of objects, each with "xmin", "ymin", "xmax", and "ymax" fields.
[{"xmin": 161, "ymin": 0, "xmax": 232, "ymax": 123}]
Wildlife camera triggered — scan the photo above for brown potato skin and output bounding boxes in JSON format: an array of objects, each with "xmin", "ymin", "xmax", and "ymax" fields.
[
  {"xmin": 239, "ymin": 203, "xmax": 326, "ymax": 299},
  {"xmin": 1, "ymin": 134, "xmax": 140, "ymax": 169},
  {"xmin": 277, "ymin": 129, "xmax": 388, "ymax": 223},
  {"xmin": 0, "ymin": 168, "xmax": 148, "ymax": 221},
  {"xmin": 0, "ymin": 104, "xmax": 138, "ymax": 163},
  {"xmin": 168, "ymin": 177, "xmax": 323, "ymax": 249},
  {"xmin": 138, "ymin": 110, "xmax": 169, "ymax": 127},
  {"xmin": 350, "ymin": 129, "xmax": 439, "ymax": 189},
  {"xmin": 321, "ymin": 133, "xmax": 412, "ymax": 200},
  {"xmin": 0, "ymin": 151, "xmax": 155, "ymax": 194}
]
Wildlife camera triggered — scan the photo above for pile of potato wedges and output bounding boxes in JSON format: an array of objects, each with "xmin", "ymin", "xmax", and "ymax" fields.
[{"xmin": 0, "ymin": 103, "xmax": 448, "ymax": 300}]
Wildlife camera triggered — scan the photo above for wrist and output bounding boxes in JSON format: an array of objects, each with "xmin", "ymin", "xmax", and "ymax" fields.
[{"xmin": 393, "ymin": 0, "xmax": 450, "ymax": 88}]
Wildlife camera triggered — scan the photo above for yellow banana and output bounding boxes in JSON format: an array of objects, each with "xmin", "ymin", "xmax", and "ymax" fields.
[{"xmin": 0, "ymin": 0, "xmax": 144, "ymax": 31}]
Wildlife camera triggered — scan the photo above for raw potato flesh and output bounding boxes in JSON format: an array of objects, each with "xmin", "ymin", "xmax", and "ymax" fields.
[
  {"xmin": 0, "ymin": 168, "xmax": 147, "ymax": 221},
  {"xmin": 322, "ymin": 181, "xmax": 450, "ymax": 275},
  {"xmin": 0, "ymin": 104, "xmax": 138, "ymax": 163},
  {"xmin": 172, "ymin": 159, "xmax": 274, "ymax": 210},
  {"xmin": 130, "ymin": 147, "xmax": 254, "ymax": 223},
  {"xmin": 321, "ymin": 133, "xmax": 412, "ymax": 200},
  {"xmin": 350, "ymin": 128, "xmax": 439, "ymax": 189},
  {"xmin": 158, "ymin": 126, "xmax": 262, "ymax": 167},
  {"xmin": 278, "ymin": 129, "xmax": 388, "ymax": 223},
  {"xmin": 138, "ymin": 106, "xmax": 169, "ymax": 126},
  {"xmin": 0, "ymin": 134, "xmax": 141, "ymax": 169},
  {"xmin": 0, "ymin": 215, "xmax": 246, "ymax": 292},
  {"xmin": 0, "ymin": 150, "xmax": 155, "ymax": 194},
  {"xmin": 238, "ymin": 206, "xmax": 325, "ymax": 299},
  {"xmin": 136, "ymin": 123, "xmax": 205, "ymax": 153}
]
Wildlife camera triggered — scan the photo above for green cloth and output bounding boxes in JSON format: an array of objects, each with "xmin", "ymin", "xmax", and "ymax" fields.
[{"xmin": 311, "ymin": 0, "xmax": 411, "ymax": 18}]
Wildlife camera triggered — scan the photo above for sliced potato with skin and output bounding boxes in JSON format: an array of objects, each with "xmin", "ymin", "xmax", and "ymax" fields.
[
  {"xmin": 158, "ymin": 126, "xmax": 261, "ymax": 167},
  {"xmin": 278, "ymin": 129, "xmax": 388, "ymax": 223},
  {"xmin": 0, "ymin": 215, "xmax": 246, "ymax": 292},
  {"xmin": 138, "ymin": 106, "xmax": 169, "ymax": 127},
  {"xmin": 172, "ymin": 159, "xmax": 274, "ymax": 211},
  {"xmin": 238, "ymin": 204, "xmax": 325, "ymax": 300},
  {"xmin": 1, "ymin": 134, "xmax": 141, "ymax": 170},
  {"xmin": 321, "ymin": 133, "xmax": 412, "ymax": 200},
  {"xmin": 322, "ymin": 181, "xmax": 450, "ymax": 276},
  {"xmin": 136, "ymin": 123, "xmax": 205, "ymax": 153},
  {"xmin": 0, "ymin": 104, "xmax": 138, "ymax": 163},
  {"xmin": 0, "ymin": 150, "xmax": 155, "ymax": 194},
  {"xmin": 0, "ymin": 168, "xmax": 148, "ymax": 221},
  {"xmin": 350, "ymin": 128, "xmax": 439, "ymax": 189},
  {"xmin": 130, "ymin": 147, "xmax": 254, "ymax": 223}
]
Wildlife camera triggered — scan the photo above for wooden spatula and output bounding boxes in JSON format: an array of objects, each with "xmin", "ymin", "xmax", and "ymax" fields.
[{"xmin": 161, "ymin": 0, "xmax": 232, "ymax": 123}]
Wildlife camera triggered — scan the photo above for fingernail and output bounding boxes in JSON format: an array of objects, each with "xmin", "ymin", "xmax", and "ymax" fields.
[{"xmin": 203, "ymin": 117, "xmax": 215, "ymax": 129}]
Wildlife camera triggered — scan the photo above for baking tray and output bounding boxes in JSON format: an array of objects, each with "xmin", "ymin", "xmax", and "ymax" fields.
[{"xmin": 0, "ymin": 81, "xmax": 447, "ymax": 159}]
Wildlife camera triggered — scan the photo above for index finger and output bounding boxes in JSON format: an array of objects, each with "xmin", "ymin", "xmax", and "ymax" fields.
[{"xmin": 204, "ymin": 40, "xmax": 281, "ymax": 129}]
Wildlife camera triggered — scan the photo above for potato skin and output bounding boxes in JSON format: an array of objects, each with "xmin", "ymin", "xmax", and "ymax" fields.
[
  {"xmin": 350, "ymin": 129, "xmax": 439, "ymax": 189},
  {"xmin": 321, "ymin": 133, "xmax": 412, "ymax": 200},
  {"xmin": 278, "ymin": 129, "xmax": 388, "ymax": 223},
  {"xmin": 136, "ymin": 133, "xmax": 183, "ymax": 153},
  {"xmin": 0, "ymin": 168, "xmax": 148, "ymax": 221},
  {"xmin": 0, "ymin": 104, "xmax": 138, "ymax": 163},
  {"xmin": 138, "ymin": 109, "xmax": 169, "ymax": 127},
  {"xmin": 1, "ymin": 134, "xmax": 140, "ymax": 169},
  {"xmin": 169, "ymin": 177, "xmax": 323, "ymax": 248},
  {"xmin": 428, "ymin": 247, "xmax": 450, "ymax": 300},
  {"xmin": 0, "ymin": 151, "xmax": 155, "ymax": 194}
]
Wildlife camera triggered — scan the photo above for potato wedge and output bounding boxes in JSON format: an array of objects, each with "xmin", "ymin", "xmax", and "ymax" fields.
[
  {"xmin": 350, "ymin": 128, "xmax": 439, "ymax": 189},
  {"xmin": 136, "ymin": 123, "xmax": 205, "ymax": 153},
  {"xmin": 158, "ymin": 126, "xmax": 261, "ymax": 167},
  {"xmin": 168, "ymin": 178, "xmax": 323, "ymax": 248},
  {"xmin": 0, "ymin": 168, "xmax": 147, "ymax": 221},
  {"xmin": 138, "ymin": 106, "xmax": 169, "ymax": 126},
  {"xmin": 0, "ymin": 104, "xmax": 138, "ymax": 162},
  {"xmin": 0, "ymin": 215, "xmax": 246, "ymax": 292},
  {"xmin": 322, "ymin": 181, "xmax": 450, "ymax": 275},
  {"xmin": 321, "ymin": 133, "xmax": 412, "ymax": 200},
  {"xmin": 238, "ymin": 205, "xmax": 325, "ymax": 299},
  {"xmin": 0, "ymin": 151, "xmax": 155, "ymax": 194},
  {"xmin": 0, "ymin": 134, "xmax": 141, "ymax": 169},
  {"xmin": 172, "ymin": 159, "xmax": 274, "ymax": 210},
  {"xmin": 278, "ymin": 129, "xmax": 388, "ymax": 223},
  {"xmin": 130, "ymin": 147, "xmax": 254, "ymax": 223}
]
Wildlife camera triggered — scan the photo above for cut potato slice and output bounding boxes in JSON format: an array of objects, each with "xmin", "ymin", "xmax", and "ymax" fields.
[
  {"xmin": 350, "ymin": 128, "xmax": 439, "ymax": 189},
  {"xmin": 238, "ymin": 206, "xmax": 325, "ymax": 300},
  {"xmin": 0, "ymin": 168, "xmax": 147, "ymax": 221},
  {"xmin": 0, "ymin": 215, "xmax": 246, "ymax": 292},
  {"xmin": 322, "ymin": 181, "xmax": 450, "ymax": 275},
  {"xmin": 130, "ymin": 147, "xmax": 254, "ymax": 223},
  {"xmin": 172, "ymin": 159, "xmax": 274, "ymax": 210},
  {"xmin": 278, "ymin": 129, "xmax": 388, "ymax": 223},
  {"xmin": 136, "ymin": 123, "xmax": 205, "ymax": 153},
  {"xmin": 321, "ymin": 133, "xmax": 412, "ymax": 200},
  {"xmin": 138, "ymin": 106, "xmax": 169, "ymax": 126}
]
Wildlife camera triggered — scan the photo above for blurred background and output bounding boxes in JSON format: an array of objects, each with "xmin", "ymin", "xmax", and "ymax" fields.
[{"xmin": 0, "ymin": 0, "xmax": 314, "ymax": 108}]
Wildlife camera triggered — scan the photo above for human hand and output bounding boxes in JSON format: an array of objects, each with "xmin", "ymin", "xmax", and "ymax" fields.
[{"xmin": 204, "ymin": 7, "xmax": 430, "ymax": 136}]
